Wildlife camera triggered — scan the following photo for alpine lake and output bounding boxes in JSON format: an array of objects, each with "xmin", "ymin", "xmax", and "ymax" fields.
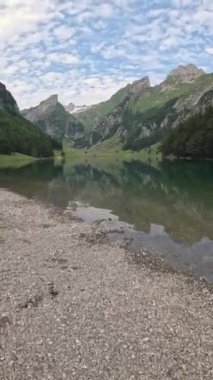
[{"xmin": 1, "ymin": 156, "xmax": 213, "ymax": 283}]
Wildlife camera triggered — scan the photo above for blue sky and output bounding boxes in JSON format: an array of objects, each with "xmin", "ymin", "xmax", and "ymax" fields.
[{"xmin": 0, "ymin": 0, "xmax": 212, "ymax": 108}]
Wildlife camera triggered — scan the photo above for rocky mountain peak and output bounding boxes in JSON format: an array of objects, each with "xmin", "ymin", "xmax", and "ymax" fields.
[
  {"xmin": 40, "ymin": 94, "xmax": 58, "ymax": 107},
  {"xmin": 65, "ymin": 102, "xmax": 90, "ymax": 114},
  {"xmin": 22, "ymin": 94, "xmax": 61, "ymax": 125},
  {"xmin": 66, "ymin": 102, "xmax": 75, "ymax": 112},
  {"xmin": 167, "ymin": 64, "xmax": 205, "ymax": 83},
  {"xmin": 130, "ymin": 76, "xmax": 151, "ymax": 95}
]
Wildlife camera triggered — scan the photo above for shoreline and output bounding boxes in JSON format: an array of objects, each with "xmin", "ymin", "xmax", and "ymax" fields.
[{"xmin": 0, "ymin": 188, "xmax": 212, "ymax": 379}]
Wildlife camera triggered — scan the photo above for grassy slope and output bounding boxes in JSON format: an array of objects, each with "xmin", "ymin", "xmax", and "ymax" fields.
[
  {"xmin": 129, "ymin": 83, "xmax": 190, "ymax": 113},
  {"xmin": 129, "ymin": 73, "xmax": 213, "ymax": 114},
  {"xmin": 72, "ymin": 73, "xmax": 213, "ymax": 154},
  {"xmin": 0, "ymin": 153, "xmax": 36, "ymax": 169},
  {"xmin": 77, "ymin": 73, "xmax": 213, "ymax": 131},
  {"xmin": 75, "ymin": 86, "xmax": 129, "ymax": 130},
  {"xmin": 0, "ymin": 110, "xmax": 61, "ymax": 157},
  {"xmin": 180, "ymin": 73, "xmax": 213, "ymax": 106},
  {"xmin": 64, "ymin": 141, "xmax": 162, "ymax": 165}
]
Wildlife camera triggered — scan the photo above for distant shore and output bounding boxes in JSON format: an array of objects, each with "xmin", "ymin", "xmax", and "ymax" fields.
[{"xmin": 0, "ymin": 188, "xmax": 212, "ymax": 379}]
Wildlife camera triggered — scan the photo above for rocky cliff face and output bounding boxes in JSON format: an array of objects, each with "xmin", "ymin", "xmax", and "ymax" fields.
[
  {"xmin": 20, "ymin": 64, "xmax": 213, "ymax": 150},
  {"xmin": 22, "ymin": 95, "xmax": 58, "ymax": 123},
  {"xmin": 74, "ymin": 76, "xmax": 152, "ymax": 147},
  {"xmin": 166, "ymin": 64, "xmax": 205, "ymax": 83},
  {"xmin": 130, "ymin": 76, "xmax": 151, "ymax": 95},
  {"xmin": 74, "ymin": 65, "xmax": 213, "ymax": 150},
  {"xmin": 0, "ymin": 82, "xmax": 19, "ymax": 113},
  {"xmin": 22, "ymin": 96, "xmax": 84, "ymax": 142},
  {"xmin": 65, "ymin": 102, "xmax": 75, "ymax": 113}
]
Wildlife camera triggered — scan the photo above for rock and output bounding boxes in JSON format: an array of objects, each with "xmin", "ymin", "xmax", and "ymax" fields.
[
  {"xmin": 130, "ymin": 76, "xmax": 151, "ymax": 95},
  {"xmin": 142, "ymin": 337, "xmax": 150, "ymax": 343},
  {"xmin": 167, "ymin": 64, "xmax": 205, "ymax": 83},
  {"xmin": 22, "ymin": 95, "xmax": 85, "ymax": 142},
  {"xmin": 78, "ymin": 64, "xmax": 211, "ymax": 150},
  {"xmin": 65, "ymin": 102, "xmax": 75, "ymax": 112}
]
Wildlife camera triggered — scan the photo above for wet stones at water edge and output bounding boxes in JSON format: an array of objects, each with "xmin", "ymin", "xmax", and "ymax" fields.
[{"xmin": 48, "ymin": 282, "xmax": 59, "ymax": 299}]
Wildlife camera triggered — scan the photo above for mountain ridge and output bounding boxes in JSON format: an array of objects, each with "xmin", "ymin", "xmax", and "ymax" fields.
[
  {"xmin": 166, "ymin": 64, "xmax": 205, "ymax": 83},
  {"xmin": 20, "ymin": 64, "xmax": 213, "ymax": 151},
  {"xmin": 0, "ymin": 82, "xmax": 19, "ymax": 113},
  {"xmin": 73, "ymin": 64, "xmax": 213, "ymax": 150},
  {"xmin": 0, "ymin": 83, "xmax": 61, "ymax": 157},
  {"xmin": 22, "ymin": 96, "xmax": 84, "ymax": 142}
]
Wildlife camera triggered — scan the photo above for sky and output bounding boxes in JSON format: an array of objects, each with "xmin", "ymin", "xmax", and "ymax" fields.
[{"xmin": 0, "ymin": 0, "xmax": 212, "ymax": 109}]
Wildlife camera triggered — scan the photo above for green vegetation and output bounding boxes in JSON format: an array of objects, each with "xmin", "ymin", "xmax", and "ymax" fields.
[
  {"xmin": 63, "ymin": 140, "xmax": 162, "ymax": 168},
  {"xmin": 0, "ymin": 153, "xmax": 36, "ymax": 169},
  {"xmin": 0, "ymin": 82, "xmax": 19, "ymax": 113},
  {"xmin": 0, "ymin": 110, "xmax": 62, "ymax": 158},
  {"xmin": 129, "ymin": 74, "xmax": 213, "ymax": 115},
  {"xmin": 161, "ymin": 106, "xmax": 213, "ymax": 159},
  {"xmin": 90, "ymin": 134, "xmax": 123, "ymax": 153},
  {"xmin": 122, "ymin": 98, "xmax": 178, "ymax": 151},
  {"xmin": 123, "ymin": 74, "xmax": 213, "ymax": 151},
  {"xmin": 129, "ymin": 83, "xmax": 190, "ymax": 114},
  {"xmin": 74, "ymin": 72, "xmax": 213, "ymax": 153},
  {"xmin": 75, "ymin": 85, "xmax": 129, "ymax": 130}
]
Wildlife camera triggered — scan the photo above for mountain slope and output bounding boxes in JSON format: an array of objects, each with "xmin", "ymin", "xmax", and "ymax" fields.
[
  {"xmin": 22, "ymin": 95, "xmax": 84, "ymax": 142},
  {"xmin": 0, "ymin": 83, "xmax": 61, "ymax": 157},
  {"xmin": 161, "ymin": 106, "xmax": 213, "ymax": 159},
  {"xmin": 0, "ymin": 83, "xmax": 19, "ymax": 113},
  {"xmin": 123, "ymin": 71, "xmax": 213, "ymax": 150},
  {"xmin": 76, "ymin": 76, "xmax": 151, "ymax": 131},
  {"xmin": 74, "ymin": 65, "xmax": 213, "ymax": 150}
]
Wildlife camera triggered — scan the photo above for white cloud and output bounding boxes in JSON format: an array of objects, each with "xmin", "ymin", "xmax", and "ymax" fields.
[
  {"xmin": 48, "ymin": 53, "xmax": 80, "ymax": 65},
  {"xmin": 53, "ymin": 25, "xmax": 75, "ymax": 40},
  {"xmin": 205, "ymin": 47, "xmax": 213, "ymax": 55},
  {"xmin": 98, "ymin": 3, "xmax": 113, "ymax": 18},
  {"xmin": 0, "ymin": 0, "xmax": 212, "ymax": 109}
]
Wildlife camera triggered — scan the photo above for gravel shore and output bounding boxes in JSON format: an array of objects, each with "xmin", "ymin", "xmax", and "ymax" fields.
[{"xmin": 0, "ymin": 189, "xmax": 212, "ymax": 379}]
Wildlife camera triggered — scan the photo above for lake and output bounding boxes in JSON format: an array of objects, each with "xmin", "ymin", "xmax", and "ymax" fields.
[{"xmin": 1, "ymin": 158, "xmax": 213, "ymax": 282}]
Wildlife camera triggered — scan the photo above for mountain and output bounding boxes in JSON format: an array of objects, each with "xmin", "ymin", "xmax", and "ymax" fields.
[
  {"xmin": 161, "ymin": 106, "xmax": 213, "ymax": 159},
  {"xmin": 22, "ymin": 95, "xmax": 84, "ymax": 142},
  {"xmin": 76, "ymin": 76, "xmax": 151, "ymax": 132},
  {"xmin": 0, "ymin": 82, "xmax": 19, "ymax": 113},
  {"xmin": 74, "ymin": 64, "xmax": 213, "ymax": 150},
  {"xmin": 18, "ymin": 64, "xmax": 213, "ymax": 153},
  {"xmin": 65, "ymin": 102, "xmax": 75, "ymax": 113},
  {"xmin": 166, "ymin": 64, "xmax": 205, "ymax": 83},
  {"xmin": 65, "ymin": 102, "xmax": 89, "ymax": 114},
  {"xmin": 0, "ymin": 83, "xmax": 61, "ymax": 157}
]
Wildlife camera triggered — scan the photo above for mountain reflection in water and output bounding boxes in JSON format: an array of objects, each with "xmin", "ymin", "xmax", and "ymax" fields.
[{"xmin": 0, "ymin": 158, "xmax": 213, "ymax": 281}]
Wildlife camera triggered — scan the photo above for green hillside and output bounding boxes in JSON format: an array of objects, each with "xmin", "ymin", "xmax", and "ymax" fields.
[
  {"xmin": 73, "ymin": 67, "xmax": 213, "ymax": 153},
  {"xmin": 128, "ymin": 83, "xmax": 190, "ymax": 114},
  {"xmin": 161, "ymin": 106, "xmax": 213, "ymax": 159},
  {"xmin": 22, "ymin": 95, "xmax": 85, "ymax": 143},
  {"xmin": 76, "ymin": 85, "xmax": 129, "ymax": 130},
  {"xmin": 0, "ymin": 110, "xmax": 62, "ymax": 157}
]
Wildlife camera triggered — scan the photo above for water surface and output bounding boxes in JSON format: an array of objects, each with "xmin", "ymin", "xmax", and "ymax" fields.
[{"xmin": 0, "ymin": 158, "xmax": 213, "ymax": 282}]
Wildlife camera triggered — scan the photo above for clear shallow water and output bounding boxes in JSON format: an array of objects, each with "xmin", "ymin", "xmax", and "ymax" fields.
[{"xmin": 0, "ymin": 158, "xmax": 213, "ymax": 282}]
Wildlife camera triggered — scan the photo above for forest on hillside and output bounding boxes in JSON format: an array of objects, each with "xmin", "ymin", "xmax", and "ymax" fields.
[
  {"xmin": 0, "ymin": 110, "xmax": 62, "ymax": 157},
  {"xmin": 161, "ymin": 106, "xmax": 213, "ymax": 159},
  {"xmin": 122, "ymin": 98, "xmax": 178, "ymax": 151}
]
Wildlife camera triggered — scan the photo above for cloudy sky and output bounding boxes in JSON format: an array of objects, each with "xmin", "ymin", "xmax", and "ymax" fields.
[{"xmin": 0, "ymin": 0, "xmax": 212, "ymax": 109}]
